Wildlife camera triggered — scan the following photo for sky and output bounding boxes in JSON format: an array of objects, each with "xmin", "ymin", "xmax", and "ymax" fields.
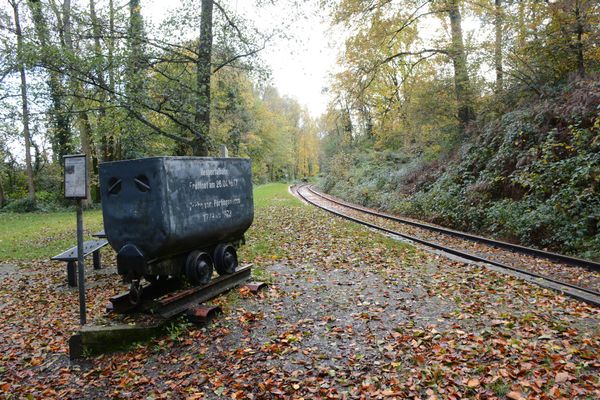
[{"xmin": 143, "ymin": 0, "xmax": 339, "ymax": 118}]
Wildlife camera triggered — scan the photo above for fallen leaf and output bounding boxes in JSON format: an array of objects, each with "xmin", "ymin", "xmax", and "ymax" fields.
[
  {"xmin": 507, "ymin": 391, "xmax": 524, "ymax": 400},
  {"xmin": 467, "ymin": 378, "xmax": 480, "ymax": 388},
  {"xmin": 555, "ymin": 372, "xmax": 571, "ymax": 383}
]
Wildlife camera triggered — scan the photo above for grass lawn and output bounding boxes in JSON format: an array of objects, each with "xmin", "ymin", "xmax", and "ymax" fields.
[
  {"xmin": 0, "ymin": 210, "xmax": 105, "ymax": 261},
  {"xmin": 252, "ymin": 182, "xmax": 299, "ymax": 208},
  {"xmin": 0, "ymin": 183, "xmax": 297, "ymax": 262}
]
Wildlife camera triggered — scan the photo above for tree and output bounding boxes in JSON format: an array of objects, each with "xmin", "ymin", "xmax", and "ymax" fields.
[
  {"xmin": 194, "ymin": 0, "xmax": 214, "ymax": 156},
  {"xmin": 445, "ymin": 0, "xmax": 475, "ymax": 131},
  {"xmin": 503, "ymin": 0, "xmax": 599, "ymax": 91},
  {"xmin": 123, "ymin": 0, "xmax": 148, "ymax": 158},
  {"xmin": 494, "ymin": 0, "xmax": 503, "ymax": 93},
  {"xmin": 88, "ymin": 0, "xmax": 111, "ymax": 161},
  {"xmin": 10, "ymin": 0, "xmax": 35, "ymax": 202},
  {"xmin": 327, "ymin": 0, "xmax": 478, "ymax": 145},
  {"xmin": 27, "ymin": 0, "xmax": 73, "ymax": 161},
  {"xmin": 0, "ymin": 137, "xmax": 8, "ymax": 207},
  {"xmin": 61, "ymin": 0, "xmax": 94, "ymax": 204},
  {"xmin": 0, "ymin": 0, "xmax": 319, "ymax": 208}
]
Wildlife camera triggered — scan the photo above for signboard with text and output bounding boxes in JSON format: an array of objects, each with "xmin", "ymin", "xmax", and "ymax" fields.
[{"xmin": 64, "ymin": 154, "xmax": 87, "ymax": 199}]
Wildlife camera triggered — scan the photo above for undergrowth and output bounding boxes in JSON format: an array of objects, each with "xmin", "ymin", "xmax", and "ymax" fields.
[{"xmin": 319, "ymin": 78, "xmax": 600, "ymax": 260}]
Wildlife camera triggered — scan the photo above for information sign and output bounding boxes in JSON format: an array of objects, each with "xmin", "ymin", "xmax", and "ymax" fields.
[{"xmin": 64, "ymin": 154, "xmax": 87, "ymax": 199}]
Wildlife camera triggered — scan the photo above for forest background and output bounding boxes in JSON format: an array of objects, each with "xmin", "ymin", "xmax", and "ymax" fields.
[
  {"xmin": 0, "ymin": 0, "xmax": 320, "ymax": 210},
  {"xmin": 318, "ymin": 0, "xmax": 600, "ymax": 260},
  {"xmin": 1, "ymin": 0, "xmax": 599, "ymax": 259}
]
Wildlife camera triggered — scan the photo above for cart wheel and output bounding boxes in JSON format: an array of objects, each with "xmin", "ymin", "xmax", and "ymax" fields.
[
  {"xmin": 185, "ymin": 251, "xmax": 213, "ymax": 286},
  {"xmin": 214, "ymin": 244, "xmax": 238, "ymax": 275}
]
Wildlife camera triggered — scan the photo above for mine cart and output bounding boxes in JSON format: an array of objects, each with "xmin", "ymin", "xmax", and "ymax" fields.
[{"xmin": 99, "ymin": 157, "xmax": 254, "ymax": 304}]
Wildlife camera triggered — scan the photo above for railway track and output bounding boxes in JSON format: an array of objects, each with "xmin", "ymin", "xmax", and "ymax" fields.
[
  {"xmin": 109, "ymin": 265, "xmax": 252, "ymax": 317},
  {"xmin": 292, "ymin": 184, "xmax": 600, "ymax": 306}
]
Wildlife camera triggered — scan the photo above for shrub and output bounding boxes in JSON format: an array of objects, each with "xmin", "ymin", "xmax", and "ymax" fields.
[
  {"xmin": 318, "ymin": 77, "xmax": 600, "ymax": 260},
  {"xmin": 2, "ymin": 197, "xmax": 38, "ymax": 213}
]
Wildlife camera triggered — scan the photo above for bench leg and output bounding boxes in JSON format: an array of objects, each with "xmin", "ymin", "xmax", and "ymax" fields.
[
  {"xmin": 67, "ymin": 261, "xmax": 77, "ymax": 287},
  {"xmin": 93, "ymin": 250, "xmax": 101, "ymax": 270}
]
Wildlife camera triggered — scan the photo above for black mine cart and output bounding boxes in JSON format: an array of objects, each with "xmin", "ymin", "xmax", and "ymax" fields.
[{"xmin": 99, "ymin": 157, "xmax": 254, "ymax": 304}]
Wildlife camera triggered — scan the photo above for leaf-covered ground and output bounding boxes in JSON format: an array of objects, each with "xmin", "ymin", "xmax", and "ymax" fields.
[
  {"xmin": 303, "ymin": 186, "xmax": 600, "ymax": 292},
  {"xmin": 0, "ymin": 184, "xmax": 598, "ymax": 399}
]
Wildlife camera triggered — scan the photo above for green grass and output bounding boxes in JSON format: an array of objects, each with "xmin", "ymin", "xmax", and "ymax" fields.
[
  {"xmin": 240, "ymin": 183, "xmax": 300, "ymax": 264},
  {"xmin": 0, "ymin": 210, "xmax": 105, "ymax": 261},
  {"xmin": 0, "ymin": 183, "xmax": 300, "ymax": 262},
  {"xmin": 253, "ymin": 182, "xmax": 300, "ymax": 209}
]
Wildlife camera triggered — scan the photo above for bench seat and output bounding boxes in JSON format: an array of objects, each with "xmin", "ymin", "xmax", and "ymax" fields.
[
  {"xmin": 91, "ymin": 230, "xmax": 106, "ymax": 239},
  {"xmin": 52, "ymin": 239, "xmax": 108, "ymax": 286}
]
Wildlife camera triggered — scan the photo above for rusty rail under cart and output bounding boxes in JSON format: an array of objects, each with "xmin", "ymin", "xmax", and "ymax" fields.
[
  {"xmin": 70, "ymin": 265, "xmax": 253, "ymax": 359},
  {"xmin": 293, "ymin": 185, "xmax": 600, "ymax": 306},
  {"xmin": 109, "ymin": 264, "xmax": 252, "ymax": 317}
]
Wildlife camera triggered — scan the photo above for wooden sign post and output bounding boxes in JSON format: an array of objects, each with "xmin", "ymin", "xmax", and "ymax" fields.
[{"xmin": 64, "ymin": 154, "xmax": 88, "ymax": 325}]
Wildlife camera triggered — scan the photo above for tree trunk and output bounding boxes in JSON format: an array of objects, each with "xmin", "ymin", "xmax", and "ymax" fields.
[
  {"xmin": 63, "ymin": 0, "xmax": 93, "ymax": 206},
  {"xmin": 127, "ymin": 0, "xmax": 144, "ymax": 97},
  {"xmin": 494, "ymin": 0, "xmax": 503, "ymax": 93},
  {"xmin": 107, "ymin": 0, "xmax": 117, "ymax": 160},
  {"xmin": 448, "ymin": 0, "xmax": 475, "ymax": 135},
  {"xmin": 123, "ymin": 0, "xmax": 146, "ymax": 159},
  {"xmin": 77, "ymin": 113, "xmax": 94, "ymax": 206},
  {"xmin": 11, "ymin": 0, "xmax": 36, "ymax": 202},
  {"xmin": 363, "ymin": 106, "xmax": 373, "ymax": 137},
  {"xmin": 27, "ymin": 0, "xmax": 72, "ymax": 162},
  {"xmin": 0, "ymin": 174, "xmax": 5, "ymax": 208},
  {"xmin": 574, "ymin": 1, "xmax": 585, "ymax": 77},
  {"xmin": 517, "ymin": 0, "xmax": 525, "ymax": 47},
  {"xmin": 194, "ymin": 0, "xmax": 214, "ymax": 156},
  {"xmin": 89, "ymin": 0, "xmax": 111, "ymax": 161}
]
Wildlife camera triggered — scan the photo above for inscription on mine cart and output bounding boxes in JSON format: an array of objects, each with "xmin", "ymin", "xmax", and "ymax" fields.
[{"xmin": 188, "ymin": 167, "xmax": 244, "ymax": 222}]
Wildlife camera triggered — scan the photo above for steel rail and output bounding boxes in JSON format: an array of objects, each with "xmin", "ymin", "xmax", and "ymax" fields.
[
  {"xmin": 306, "ymin": 185, "xmax": 600, "ymax": 272},
  {"xmin": 155, "ymin": 265, "xmax": 252, "ymax": 318},
  {"xmin": 293, "ymin": 185, "xmax": 600, "ymax": 306},
  {"xmin": 109, "ymin": 265, "xmax": 252, "ymax": 316}
]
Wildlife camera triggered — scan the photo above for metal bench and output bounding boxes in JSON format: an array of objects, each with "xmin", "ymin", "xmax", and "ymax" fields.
[
  {"xmin": 92, "ymin": 230, "xmax": 106, "ymax": 239},
  {"xmin": 52, "ymin": 239, "xmax": 108, "ymax": 287}
]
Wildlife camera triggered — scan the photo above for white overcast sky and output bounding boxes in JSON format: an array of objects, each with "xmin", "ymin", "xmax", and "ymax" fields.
[{"xmin": 143, "ymin": 0, "xmax": 339, "ymax": 118}]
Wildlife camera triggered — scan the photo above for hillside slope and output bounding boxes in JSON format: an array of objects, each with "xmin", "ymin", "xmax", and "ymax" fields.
[{"xmin": 320, "ymin": 78, "xmax": 600, "ymax": 260}]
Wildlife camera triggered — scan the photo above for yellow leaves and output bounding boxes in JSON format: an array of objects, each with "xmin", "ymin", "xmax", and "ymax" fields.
[
  {"xmin": 466, "ymin": 378, "xmax": 480, "ymax": 388},
  {"xmin": 118, "ymin": 377, "xmax": 130, "ymax": 388},
  {"xmin": 29, "ymin": 357, "xmax": 42, "ymax": 366}
]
